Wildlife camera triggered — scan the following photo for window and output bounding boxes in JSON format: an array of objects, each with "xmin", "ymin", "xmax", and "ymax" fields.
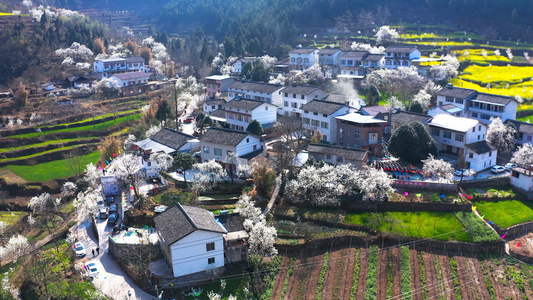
[
  {"xmin": 469, "ymin": 153, "xmax": 474, "ymax": 158},
  {"xmin": 326, "ymin": 155, "xmax": 331, "ymax": 159},
  {"xmin": 472, "ymin": 112, "xmax": 478, "ymax": 118},
  {"xmin": 284, "ymin": 93, "xmax": 288, "ymax": 97},
  {"xmin": 208, "ymin": 257, "xmax": 215, "ymax": 264},
  {"xmin": 206, "ymin": 242, "xmax": 215, "ymax": 251},
  {"xmin": 481, "ymin": 114, "xmax": 490, "ymax": 120},
  {"xmin": 311, "ymin": 119, "xmax": 320, "ymax": 126},
  {"xmin": 265, "ymin": 106, "xmax": 268, "ymax": 111},
  {"xmin": 446, "ymin": 97, "xmax": 454, "ymax": 103},
  {"xmin": 432, "ymin": 128, "xmax": 440, "ymax": 136},
  {"xmin": 478, "ymin": 126, "xmax": 481, "ymax": 130},
  {"xmin": 290, "ymin": 58, "xmax": 295, "ymax": 62},
  {"xmin": 323, "ymin": 114, "xmax": 327, "ymax": 117},
  {"xmin": 211, "ymin": 105, "xmax": 216, "ymax": 109},
  {"xmin": 455, "ymin": 134, "xmax": 464, "ymax": 142},
  {"xmin": 455, "ymin": 98, "xmax": 464, "ymax": 104},
  {"xmin": 214, "ymin": 148, "xmax": 222, "ymax": 156},
  {"xmin": 284, "ymin": 101, "xmax": 289, "ymax": 107},
  {"xmin": 337, "ymin": 156, "xmax": 344, "ymax": 163},
  {"xmin": 313, "ymin": 112, "xmax": 318, "ymax": 116},
  {"xmin": 292, "ymin": 102, "xmax": 298, "ymax": 108},
  {"xmin": 301, "ymin": 95, "xmax": 304, "ymax": 99},
  {"xmin": 528, "ymin": 136, "xmax": 532, "ymax": 142},
  {"xmin": 443, "ymin": 131, "xmax": 452, "ymax": 139},
  {"xmin": 472, "ymin": 127, "xmax": 475, "ymax": 132},
  {"xmin": 341, "ymin": 60, "xmax": 346, "ymax": 65},
  {"xmin": 293, "ymin": 94, "xmax": 296, "ymax": 98},
  {"xmin": 354, "ymin": 131, "xmax": 360, "ymax": 139},
  {"xmin": 203, "ymin": 146, "xmax": 209, "ymax": 153},
  {"xmin": 321, "ymin": 122, "xmax": 329, "ymax": 129},
  {"xmin": 253, "ymin": 145, "xmax": 257, "ymax": 150},
  {"xmin": 304, "ymin": 110, "xmax": 309, "ymax": 114},
  {"xmin": 246, "ymin": 138, "xmax": 250, "ymax": 143}
]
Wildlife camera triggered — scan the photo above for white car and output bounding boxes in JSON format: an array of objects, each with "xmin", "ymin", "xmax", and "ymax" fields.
[
  {"xmin": 490, "ymin": 165, "xmax": 506, "ymax": 174},
  {"xmin": 505, "ymin": 163, "xmax": 517, "ymax": 170},
  {"xmin": 73, "ymin": 242, "xmax": 86, "ymax": 257},
  {"xmin": 85, "ymin": 262, "xmax": 99, "ymax": 278}
]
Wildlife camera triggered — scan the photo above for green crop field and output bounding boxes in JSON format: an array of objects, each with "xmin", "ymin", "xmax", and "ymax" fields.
[
  {"xmin": 474, "ymin": 200, "xmax": 533, "ymax": 229},
  {"xmin": 0, "ymin": 211, "xmax": 28, "ymax": 226},
  {"xmin": 1, "ymin": 150, "xmax": 101, "ymax": 182},
  {"xmin": 0, "ymin": 138, "xmax": 98, "ymax": 153},
  {"xmin": 0, "ymin": 144, "xmax": 96, "ymax": 163},
  {"xmin": 454, "ymin": 49, "xmax": 511, "ymax": 63},
  {"xmin": 43, "ymin": 109, "xmax": 139, "ymax": 128},
  {"xmin": 344, "ymin": 211, "xmax": 470, "ymax": 242}
]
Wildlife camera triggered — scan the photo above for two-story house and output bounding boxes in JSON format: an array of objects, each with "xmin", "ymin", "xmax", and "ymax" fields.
[
  {"xmin": 323, "ymin": 93, "xmax": 365, "ymax": 110},
  {"xmin": 384, "ymin": 46, "xmax": 421, "ymax": 69},
  {"xmin": 335, "ymin": 113, "xmax": 387, "ymax": 156},
  {"xmin": 279, "ymin": 85, "xmax": 328, "ymax": 117},
  {"xmin": 429, "ymin": 114, "xmax": 497, "ymax": 171},
  {"xmin": 93, "ymin": 56, "xmax": 147, "ymax": 79},
  {"xmin": 339, "ymin": 51, "xmax": 368, "ymax": 75},
  {"xmin": 506, "ymin": 119, "xmax": 533, "ymax": 145},
  {"xmin": 300, "ymin": 100, "xmax": 352, "ymax": 143},
  {"xmin": 289, "ymin": 48, "xmax": 319, "ymax": 71},
  {"xmin": 362, "ymin": 53, "xmax": 385, "ymax": 68},
  {"xmin": 203, "ymin": 98, "xmax": 228, "ymax": 114},
  {"xmin": 227, "ymin": 81, "xmax": 283, "ymax": 105},
  {"xmin": 318, "ymin": 48, "xmax": 342, "ymax": 75},
  {"xmin": 154, "ymin": 203, "xmax": 226, "ymax": 277},
  {"xmin": 435, "ymin": 84, "xmax": 518, "ymax": 124},
  {"xmin": 306, "ymin": 143, "xmax": 369, "ymax": 169},
  {"xmin": 224, "ymin": 98, "xmax": 277, "ymax": 131},
  {"xmin": 135, "ymin": 127, "xmax": 198, "ymax": 156},
  {"xmin": 111, "ymin": 72, "xmax": 150, "ymax": 87},
  {"xmin": 199, "ymin": 128, "xmax": 263, "ymax": 166},
  {"xmin": 230, "ymin": 57, "xmax": 258, "ymax": 74},
  {"xmin": 204, "ymin": 75, "xmax": 237, "ymax": 98}
]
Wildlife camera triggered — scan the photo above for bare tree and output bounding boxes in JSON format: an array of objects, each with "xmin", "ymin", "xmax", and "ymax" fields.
[{"xmin": 273, "ymin": 116, "xmax": 307, "ymax": 177}]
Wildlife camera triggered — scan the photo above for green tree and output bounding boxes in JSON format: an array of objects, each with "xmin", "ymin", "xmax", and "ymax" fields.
[
  {"xmin": 195, "ymin": 113, "xmax": 213, "ymax": 134},
  {"xmin": 173, "ymin": 153, "xmax": 197, "ymax": 188},
  {"xmin": 241, "ymin": 61, "xmax": 253, "ymax": 79},
  {"xmin": 224, "ymin": 36, "xmax": 235, "ymax": 57},
  {"xmin": 250, "ymin": 60, "xmax": 268, "ymax": 82},
  {"xmin": 156, "ymin": 100, "xmax": 172, "ymax": 122},
  {"xmin": 388, "ymin": 121, "xmax": 438, "ymax": 164},
  {"xmin": 246, "ymin": 119, "xmax": 264, "ymax": 136},
  {"xmin": 252, "ymin": 159, "xmax": 277, "ymax": 198},
  {"xmin": 409, "ymin": 102, "xmax": 423, "ymax": 113}
]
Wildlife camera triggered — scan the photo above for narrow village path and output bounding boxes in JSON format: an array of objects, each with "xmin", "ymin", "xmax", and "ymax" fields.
[{"xmin": 263, "ymin": 175, "xmax": 281, "ymax": 215}]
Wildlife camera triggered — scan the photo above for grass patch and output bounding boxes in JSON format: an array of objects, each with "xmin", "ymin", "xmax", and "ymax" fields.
[
  {"xmin": 0, "ymin": 144, "xmax": 96, "ymax": 163},
  {"xmin": 454, "ymin": 211, "xmax": 500, "ymax": 242},
  {"xmin": 10, "ymin": 113, "xmax": 141, "ymax": 138},
  {"xmin": 0, "ymin": 211, "xmax": 28, "ymax": 226},
  {"xmin": 180, "ymin": 277, "xmax": 250, "ymax": 299},
  {"xmin": 152, "ymin": 189, "xmax": 194, "ymax": 206},
  {"xmin": 518, "ymin": 115, "xmax": 533, "ymax": 122},
  {"xmin": 0, "ymin": 137, "xmax": 98, "ymax": 153},
  {"xmin": 474, "ymin": 200, "xmax": 533, "ymax": 228},
  {"xmin": 400, "ymin": 246, "xmax": 412, "ymax": 300},
  {"xmin": 197, "ymin": 193, "xmax": 240, "ymax": 201},
  {"xmin": 43, "ymin": 109, "xmax": 139, "ymax": 128},
  {"xmin": 344, "ymin": 211, "xmax": 470, "ymax": 242},
  {"xmin": 1, "ymin": 150, "xmax": 100, "ymax": 182}
]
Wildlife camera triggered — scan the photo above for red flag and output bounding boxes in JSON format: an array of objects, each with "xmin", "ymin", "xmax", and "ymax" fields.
[
  {"xmin": 113, "ymin": 153, "xmax": 117, "ymax": 157},
  {"xmin": 517, "ymin": 242, "xmax": 521, "ymax": 247}
]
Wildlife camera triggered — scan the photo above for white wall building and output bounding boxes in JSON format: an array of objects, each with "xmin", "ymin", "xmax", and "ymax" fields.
[
  {"xmin": 289, "ymin": 48, "xmax": 319, "ymax": 71},
  {"xmin": 223, "ymin": 98, "xmax": 277, "ymax": 131},
  {"xmin": 318, "ymin": 48, "xmax": 341, "ymax": 75},
  {"xmin": 279, "ymin": 85, "xmax": 328, "ymax": 117},
  {"xmin": 429, "ymin": 114, "xmax": 497, "ymax": 172},
  {"xmin": 93, "ymin": 56, "xmax": 147, "ymax": 79},
  {"xmin": 154, "ymin": 204, "xmax": 226, "ymax": 277},
  {"xmin": 300, "ymin": 100, "xmax": 352, "ymax": 143},
  {"xmin": 384, "ymin": 46, "xmax": 421, "ymax": 69},
  {"xmin": 200, "ymin": 128, "xmax": 263, "ymax": 165},
  {"xmin": 231, "ymin": 57, "xmax": 257, "ymax": 74},
  {"xmin": 510, "ymin": 167, "xmax": 533, "ymax": 196},
  {"xmin": 227, "ymin": 81, "xmax": 283, "ymax": 105},
  {"xmin": 112, "ymin": 72, "xmax": 150, "ymax": 87}
]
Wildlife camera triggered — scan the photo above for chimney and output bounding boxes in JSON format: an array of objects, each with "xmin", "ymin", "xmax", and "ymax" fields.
[{"xmin": 447, "ymin": 83, "xmax": 453, "ymax": 89}]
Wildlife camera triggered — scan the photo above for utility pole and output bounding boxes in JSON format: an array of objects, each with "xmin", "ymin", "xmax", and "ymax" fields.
[{"xmin": 174, "ymin": 85, "xmax": 181, "ymax": 130}]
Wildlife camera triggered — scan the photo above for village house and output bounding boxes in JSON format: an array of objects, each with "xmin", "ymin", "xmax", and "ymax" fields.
[
  {"xmin": 427, "ymin": 103, "xmax": 464, "ymax": 118},
  {"xmin": 101, "ymin": 176, "xmax": 120, "ymax": 196},
  {"xmin": 134, "ymin": 127, "xmax": 198, "ymax": 156},
  {"xmin": 435, "ymin": 84, "xmax": 518, "ymax": 124},
  {"xmin": 429, "ymin": 114, "xmax": 497, "ymax": 172},
  {"xmin": 339, "ymin": 51, "xmax": 368, "ymax": 75},
  {"xmin": 384, "ymin": 46, "xmax": 421, "ymax": 69},
  {"xmin": 306, "ymin": 143, "xmax": 369, "ymax": 169},
  {"xmin": 111, "ymin": 72, "xmax": 150, "ymax": 87},
  {"xmin": 65, "ymin": 75, "xmax": 96, "ymax": 89},
  {"xmin": 300, "ymin": 99, "xmax": 353, "ymax": 143},
  {"xmin": 335, "ymin": 113, "xmax": 387, "ymax": 156},
  {"xmin": 362, "ymin": 53, "xmax": 385, "ymax": 68},
  {"xmin": 230, "ymin": 57, "xmax": 258, "ymax": 74},
  {"xmin": 203, "ymin": 98, "xmax": 228, "ymax": 114},
  {"xmin": 223, "ymin": 98, "xmax": 277, "ymax": 131},
  {"xmin": 93, "ymin": 56, "xmax": 147, "ymax": 79},
  {"xmin": 227, "ymin": 81, "xmax": 283, "ymax": 104},
  {"xmin": 154, "ymin": 203, "xmax": 227, "ymax": 277},
  {"xmin": 506, "ymin": 119, "xmax": 533, "ymax": 145},
  {"xmin": 279, "ymin": 84, "xmax": 328, "ymax": 117},
  {"xmin": 318, "ymin": 48, "xmax": 342, "ymax": 75},
  {"xmin": 510, "ymin": 166, "xmax": 533, "ymax": 199},
  {"xmin": 359, "ymin": 105, "xmax": 389, "ymax": 117},
  {"xmin": 199, "ymin": 127, "xmax": 263, "ymax": 166},
  {"xmin": 289, "ymin": 47, "xmax": 319, "ymax": 71},
  {"xmin": 323, "ymin": 93, "xmax": 365, "ymax": 110},
  {"xmin": 389, "ymin": 110, "xmax": 433, "ymax": 134},
  {"xmin": 204, "ymin": 75, "xmax": 237, "ymax": 98}
]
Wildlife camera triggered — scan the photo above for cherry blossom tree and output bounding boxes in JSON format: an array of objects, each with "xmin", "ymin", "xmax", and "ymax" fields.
[
  {"xmin": 291, "ymin": 64, "xmax": 325, "ymax": 85},
  {"xmin": 375, "ymin": 26, "xmax": 399, "ymax": 45},
  {"xmin": 28, "ymin": 193, "xmax": 60, "ymax": 216},
  {"xmin": 93, "ymin": 77, "xmax": 121, "ymax": 96},
  {"xmin": 0, "ymin": 221, "xmax": 6, "ymax": 236},
  {"xmin": 55, "ymin": 42, "xmax": 94, "ymax": 60},
  {"xmin": 191, "ymin": 160, "xmax": 227, "ymax": 194},
  {"xmin": 511, "ymin": 143, "xmax": 533, "ymax": 169},
  {"xmin": 73, "ymin": 189, "xmax": 100, "ymax": 221},
  {"xmin": 84, "ymin": 162, "xmax": 102, "ymax": 189},
  {"xmin": 110, "ymin": 154, "xmax": 143, "ymax": 200},
  {"xmin": 412, "ymin": 90, "xmax": 431, "ymax": 111},
  {"xmin": 358, "ymin": 168, "xmax": 393, "ymax": 201},
  {"xmin": 486, "ymin": 117, "xmax": 516, "ymax": 154},
  {"xmin": 284, "ymin": 164, "xmax": 346, "ymax": 206},
  {"xmin": 60, "ymin": 181, "xmax": 77, "ymax": 199},
  {"xmin": 145, "ymin": 123, "xmax": 162, "ymax": 139},
  {"xmin": 124, "ymin": 134, "xmax": 137, "ymax": 150},
  {"xmin": 236, "ymin": 194, "xmax": 263, "ymax": 224},
  {"xmin": 428, "ymin": 55, "xmax": 460, "ymax": 81},
  {"xmin": 364, "ymin": 66, "xmax": 425, "ymax": 103},
  {"xmin": 150, "ymin": 152, "xmax": 173, "ymax": 172},
  {"xmin": 6, "ymin": 234, "xmax": 29, "ymax": 260},
  {"xmin": 350, "ymin": 42, "xmax": 385, "ymax": 54},
  {"xmin": 384, "ymin": 96, "xmax": 405, "ymax": 111},
  {"xmin": 422, "ymin": 154, "xmax": 454, "ymax": 180}
]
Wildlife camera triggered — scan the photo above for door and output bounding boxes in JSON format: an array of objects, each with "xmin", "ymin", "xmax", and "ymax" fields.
[{"xmin": 446, "ymin": 145, "xmax": 453, "ymax": 154}]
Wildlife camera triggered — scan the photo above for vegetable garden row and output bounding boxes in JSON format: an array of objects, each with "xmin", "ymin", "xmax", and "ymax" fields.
[{"xmin": 270, "ymin": 246, "xmax": 533, "ymax": 300}]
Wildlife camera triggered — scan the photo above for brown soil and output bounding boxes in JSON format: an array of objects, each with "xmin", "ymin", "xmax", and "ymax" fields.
[
  {"xmin": 340, "ymin": 248, "xmax": 356, "ymax": 300},
  {"xmin": 437, "ymin": 255, "xmax": 455, "ymax": 300},
  {"xmin": 471, "ymin": 258, "xmax": 490, "ymax": 300},
  {"xmin": 284, "ymin": 258, "xmax": 305, "ymax": 300},
  {"xmin": 410, "ymin": 249, "xmax": 424, "ymax": 300},
  {"xmin": 376, "ymin": 249, "xmax": 388, "ymax": 300},
  {"xmin": 510, "ymin": 232, "xmax": 533, "ymax": 258},
  {"xmin": 301, "ymin": 254, "xmax": 323, "ymax": 300},
  {"xmin": 422, "ymin": 252, "xmax": 438, "ymax": 299},
  {"xmin": 356, "ymin": 248, "xmax": 369, "ymax": 300},
  {"xmin": 390, "ymin": 247, "xmax": 401, "ymax": 299},
  {"xmin": 455, "ymin": 256, "xmax": 472, "ymax": 300},
  {"xmin": 321, "ymin": 249, "xmax": 345, "ymax": 299},
  {"xmin": 271, "ymin": 257, "xmax": 290, "ymax": 300}
]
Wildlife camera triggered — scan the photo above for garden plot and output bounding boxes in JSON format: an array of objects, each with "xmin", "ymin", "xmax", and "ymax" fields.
[{"xmin": 474, "ymin": 200, "xmax": 533, "ymax": 229}]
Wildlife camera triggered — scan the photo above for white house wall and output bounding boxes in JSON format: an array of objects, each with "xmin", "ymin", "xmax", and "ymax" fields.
[
  {"xmin": 510, "ymin": 171, "xmax": 533, "ymax": 192},
  {"xmin": 236, "ymin": 135, "xmax": 262, "ymax": 156},
  {"xmin": 466, "ymin": 149, "xmax": 497, "ymax": 172},
  {"xmin": 169, "ymin": 230, "xmax": 225, "ymax": 277},
  {"xmin": 251, "ymin": 104, "xmax": 277, "ymax": 124}
]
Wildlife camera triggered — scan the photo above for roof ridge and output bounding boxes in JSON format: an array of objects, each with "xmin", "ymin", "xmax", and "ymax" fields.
[{"xmin": 176, "ymin": 203, "xmax": 198, "ymax": 230}]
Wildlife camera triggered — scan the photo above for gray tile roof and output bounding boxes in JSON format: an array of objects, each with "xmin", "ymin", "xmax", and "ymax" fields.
[
  {"xmin": 205, "ymin": 98, "xmax": 228, "ymax": 105},
  {"xmin": 228, "ymin": 81, "xmax": 283, "ymax": 94},
  {"xmin": 465, "ymin": 140, "xmax": 494, "ymax": 154},
  {"xmin": 506, "ymin": 119, "xmax": 533, "ymax": 135},
  {"xmin": 363, "ymin": 54, "xmax": 385, "ymax": 61},
  {"xmin": 360, "ymin": 105, "xmax": 389, "ymax": 116},
  {"xmin": 154, "ymin": 203, "xmax": 226, "ymax": 246},
  {"xmin": 281, "ymin": 85, "xmax": 324, "ymax": 95},
  {"xmin": 307, "ymin": 143, "xmax": 368, "ymax": 161},
  {"xmin": 339, "ymin": 51, "xmax": 368, "ymax": 59},
  {"xmin": 124, "ymin": 56, "xmax": 145, "ymax": 63},
  {"xmin": 290, "ymin": 47, "xmax": 318, "ymax": 54},
  {"xmin": 113, "ymin": 71, "xmax": 149, "ymax": 80},
  {"xmin": 318, "ymin": 48, "xmax": 341, "ymax": 55},
  {"xmin": 208, "ymin": 109, "xmax": 227, "ymax": 119},
  {"xmin": 152, "ymin": 128, "xmax": 195, "ymax": 150},
  {"xmin": 224, "ymin": 98, "xmax": 265, "ymax": 111},
  {"xmin": 300, "ymin": 100, "xmax": 348, "ymax": 115},
  {"xmin": 216, "ymin": 213, "xmax": 244, "ymax": 233},
  {"xmin": 436, "ymin": 86, "xmax": 477, "ymax": 99},
  {"xmin": 473, "ymin": 93, "xmax": 515, "ymax": 105},
  {"xmin": 201, "ymin": 127, "xmax": 256, "ymax": 146},
  {"xmin": 391, "ymin": 111, "xmax": 432, "ymax": 125},
  {"xmin": 440, "ymin": 103, "xmax": 458, "ymax": 110},
  {"xmin": 385, "ymin": 46, "xmax": 418, "ymax": 53}
]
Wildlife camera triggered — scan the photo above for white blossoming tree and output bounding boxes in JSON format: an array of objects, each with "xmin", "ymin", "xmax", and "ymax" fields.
[
  {"xmin": 375, "ymin": 26, "xmax": 399, "ymax": 45},
  {"xmin": 511, "ymin": 143, "xmax": 533, "ymax": 169},
  {"xmin": 93, "ymin": 77, "xmax": 121, "ymax": 96},
  {"xmin": 145, "ymin": 123, "xmax": 162, "ymax": 139},
  {"xmin": 55, "ymin": 42, "xmax": 94, "ymax": 61},
  {"xmin": 422, "ymin": 154, "xmax": 454, "ymax": 180},
  {"xmin": 84, "ymin": 162, "xmax": 102, "ymax": 189},
  {"xmin": 60, "ymin": 181, "xmax": 77, "ymax": 199},
  {"xmin": 110, "ymin": 154, "xmax": 144, "ymax": 200},
  {"xmin": 284, "ymin": 164, "xmax": 346, "ymax": 206},
  {"xmin": 428, "ymin": 54, "xmax": 460, "ymax": 81},
  {"xmin": 486, "ymin": 117, "xmax": 516, "ymax": 154},
  {"xmin": 358, "ymin": 168, "xmax": 393, "ymax": 201},
  {"xmin": 384, "ymin": 96, "xmax": 405, "ymax": 111},
  {"xmin": 73, "ymin": 189, "xmax": 100, "ymax": 221},
  {"xmin": 412, "ymin": 90, "xmax": 432, "ymax": 111},
  {"xmin": 150, "ymin": 152, "xmax": 173, "ymax": 172},
  {"xmin": 6, "ymin": 234, "xmax": 29, "ymax": 260},
  {"xmin": 350, "ymin": 41, "xmax": 385, "ymax": 54},
  {"xmin": 191, "ymin": 160, "xmax": 227, "ymax": 195},
  {"xmin": 364, "ymin": 66, "xmax": 425, "ymax": 103}
]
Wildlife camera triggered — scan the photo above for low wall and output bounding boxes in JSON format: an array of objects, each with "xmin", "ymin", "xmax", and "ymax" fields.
[
  {"xmin": 108, "ymin": 236, "xmax": 162, "ymax": 260},
  {"xmin": 341, "ymin": 201, "xmax": 472, "ymax": 212},
  {"xmin": 460, "ymin": 176, "xmax": 510, "ymax": 188},
  {"xmin": 392, "ymin": 180, "xmax": 457, "ymax": 191},
  {"xmin": 490, "ymin": 220, "xmax": 533, "ymax": 240}
]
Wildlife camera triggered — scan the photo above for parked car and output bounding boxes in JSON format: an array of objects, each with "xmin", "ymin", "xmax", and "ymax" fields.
[
  {"xmin": 106, "ymin": 196, "xmax": 115, "ymax": 205},
  {"xmin": 491, "ymin": 165, "xmax": 506, "ymax": 174},
  {"xmin": 73, "ymin": 242, "xmax": 86, "ymax": 257},
  {"xmin": 85, "ymin": 262, "xmax": 99, "ymax": 278},
  {"xmin": 109, "ymin": 204, "xmax": 117, "ymax": 214},
  {"xmin": 454, "ymin": 169, "xmax": 466, "ymax": 176},
  {"xmin": 97, "ymin": 199, "xmax": 105, "ymax": 208},
  {"xmin": 505, "ymin": 163, "xmax": 517, "ymax": 170},
  {"xmin": 183, "ymin": 116, "xmax": 195, "ymax": 124},
  {"xmin": 107, "ymin": 212, "xmax": 119, "ymax": 227},
  {"xmin": 99, "ymin": 207, "xmax": 109, "ymax": 219}
]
